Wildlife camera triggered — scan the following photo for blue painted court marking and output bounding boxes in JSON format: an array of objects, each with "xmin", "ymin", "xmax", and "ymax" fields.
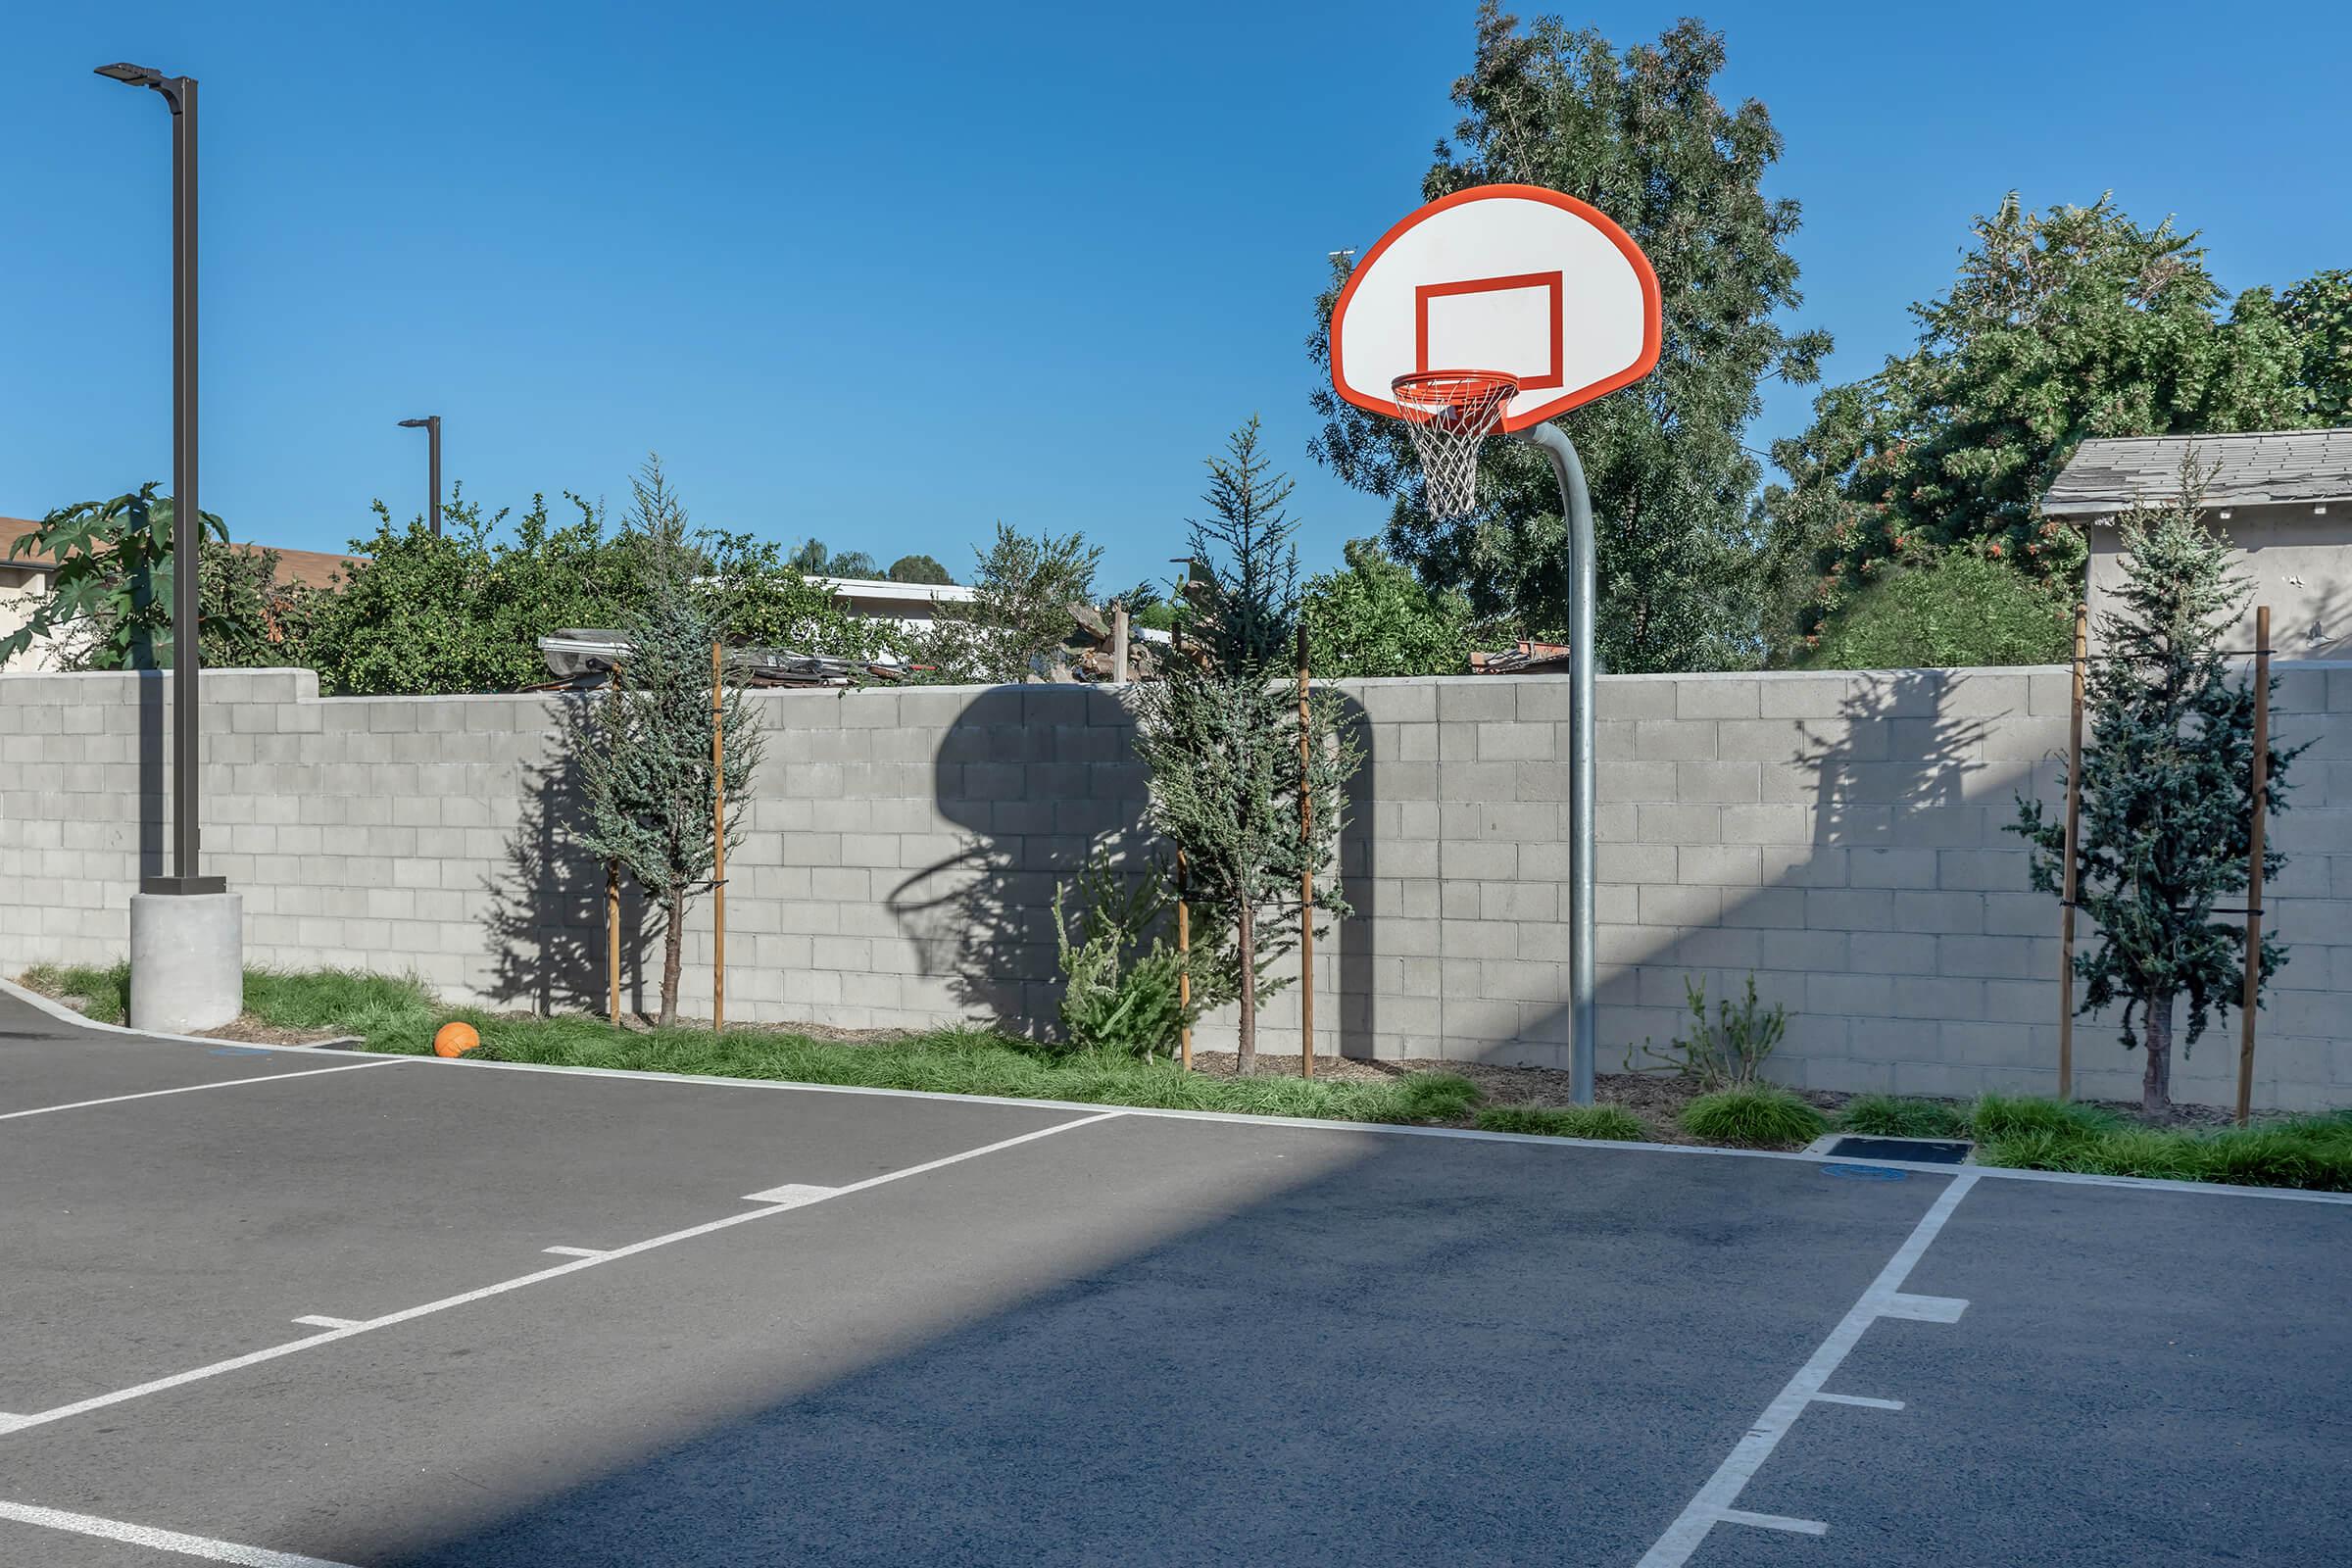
[{"xmin": 1821, "ymin": 1163, "xmax": 1910, "ymax": 1182}]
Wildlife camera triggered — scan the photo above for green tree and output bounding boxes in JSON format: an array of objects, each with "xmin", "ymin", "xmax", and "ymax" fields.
[
  {"xmin": 2010, "ymin": 464, "xmax": 2303, "ymax": 1112},
  {"xmin": 1799, "ymin": 550, "xmax": 2071, "ymax": 670},
  {"xmin": 0, "ymin": 485, "xmax": 228, "ymax": 670},
  {"xmin": 922, "ymin": 523, "xmax": 1101, "ymax": 682},
  {"xmin": 572, "ymin": 462, "xmax": 764, "ymax": 1028},
  {"xmin": 887, "ymin": 553, "xmax": 956, "ymax": 585},
  {"xmin": 199, "ymin": 543, "xmax": 320, "ymax": 671},
  {"xmin": 1302, "ymin": 537, "xmax": 1475, "ymax": 678},
  {"xmin": 1129, "ymin": 418, "xmax": 1360, "ymax": 1071},
  {"xmin": 1310, "ymin": 7, "xmax": 1829, "ymax": 672},
  {"xmin": 1769, "ymin": 194, "xmax": 2309, "ymax": 651},
  {"xmin": 2278, "ymin": 268, "xmax": 2352, "ymax": 426}
]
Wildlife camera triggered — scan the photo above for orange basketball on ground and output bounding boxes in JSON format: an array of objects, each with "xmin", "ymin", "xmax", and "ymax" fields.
[{"xmin": 433, "ymin": 1021, "xmax": 480, "ymax": 1058}]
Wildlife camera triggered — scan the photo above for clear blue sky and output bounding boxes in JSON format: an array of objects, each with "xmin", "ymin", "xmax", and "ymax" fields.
[{"xmin": 5, "ymin": 1, "xmax": 2347, "ymax": 594}]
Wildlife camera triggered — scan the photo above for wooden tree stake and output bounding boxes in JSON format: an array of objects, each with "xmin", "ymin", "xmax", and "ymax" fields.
[
  {"xmin": 2236, "ymin": 605, "xmax": 2270, "ymax": 1127},
  {"xmin": 1298, "ymin": 623, "xmax": 1314, "ymax": 1081},
  {"xmin": 711, "ymin": 641, "xmax": 727, "ymax": 1033},
  {"xmin": 1176, "ymin": 849, "xmax": 1192, "ymax": 1071},
  {"xmin": 2058, "ymin": 602, "xmax": 2085, "ymax": 1102},
  {"xmin": 607, "ymin": 861, "xmax": 621, "ymax": 1025}
]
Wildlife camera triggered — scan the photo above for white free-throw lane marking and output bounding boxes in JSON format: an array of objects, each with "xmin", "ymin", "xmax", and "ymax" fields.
[
  {"xmin": 289, "ymin": 1316, "xmax": 362, "ymax": 1330},
  {"xmin": 0, "ymin": 1109, "xmax": 1124, "ymax": 1441},
  {"xmin": 0, "ymin": 1497, "xmax": 361, "ymax": 1566},
  {"xmin": 542, "ymin": 1246, "xmax": 608, "ymax": 1259},
  {"xmin": 741, "ymin": 1183, "xmax": 839, "ymax": 1205},
  {"xmin": 0, "ymin": 1059, "xmax": 397, "ymax": 1122},
  {"xmin": 1811, "ymin": 1392, "xmax": 1903, "ymax": 1410},
  {"xmin": 1636, "ymin": 1169, "xmax": 1981, "ymax": 1568}
]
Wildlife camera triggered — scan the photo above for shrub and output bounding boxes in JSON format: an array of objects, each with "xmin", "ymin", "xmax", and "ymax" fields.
[
  {"xmin": 1629, "ymin": 973, "xmax": 1787, "ymax": 1090},
  {"xmin": 1839, "ymin": 1095, "xmax": 1970, "ymax": 1139},
  {"xmin": 1681, "ymin": 1086, "xmax": 1829, "ymax": 1149},
  {"xmin": 1051, "ymin": 850, "xmax": 1195, "ymax": 1059},
  {"xmin": 1476, "ymin": 1104, "xmax": 1647, "ymax": 1142}
]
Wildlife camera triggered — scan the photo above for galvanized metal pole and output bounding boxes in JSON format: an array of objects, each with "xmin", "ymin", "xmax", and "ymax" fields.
[
  {"xmin": 2236, "ymin": 605, "xmax": 2271, "ymax": 1127},
  {"xmin": 427, "ymin": 415, "xmax": 442, "ymax": 539},
  {"xmin": 1509, "ymin": 422, "xmax": 1596, "ymax": 1104},
  {"xmin": 1297, "ymin": 622, "xmax": 1314, "ymax": 1081}
]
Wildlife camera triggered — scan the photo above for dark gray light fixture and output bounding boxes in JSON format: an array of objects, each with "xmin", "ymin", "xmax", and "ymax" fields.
[
  {"xmin": 98, "ymin": 61, "xmax": 220, "ymax": 896},
  {"xmin": 397, "ymin": 416, "xmax": 443, "ymax": 537}
]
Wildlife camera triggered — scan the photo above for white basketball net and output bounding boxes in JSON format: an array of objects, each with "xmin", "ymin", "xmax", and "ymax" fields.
[{"xmin": 1390, "ymin": 370, "xmax": 1518, "ymax": 521}]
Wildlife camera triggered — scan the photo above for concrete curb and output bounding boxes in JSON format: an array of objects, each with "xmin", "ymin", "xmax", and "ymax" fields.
[{"xmin": 4, "ymin": 974, "xmax": 2345, "ymax": 1206}]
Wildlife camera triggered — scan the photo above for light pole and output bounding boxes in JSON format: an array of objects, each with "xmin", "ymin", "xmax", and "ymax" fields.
[
  {"xmin": 97, "ymin": 62, "xmax": 220, "ymax": 899},
  {"xmin": 398, "ymin": 416, "xmax": 442, "ymax": 537},
  {"xmin": 101, "ymin": 61, "xmax": 241, "ymax": 1034}
]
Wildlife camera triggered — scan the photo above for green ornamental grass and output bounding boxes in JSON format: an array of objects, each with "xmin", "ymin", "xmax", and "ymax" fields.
[
  {"xmin": 1680, "ymin": 1086, "xmax": 1828, "ymax": 1149},
  {"xmin": 1838, "ymin": 1095, "xmax": 1971, "ymax": 1140},
  {"xmin": 1474, "ymin": 1104, "xmax": 1647, "ymax": 1142}
]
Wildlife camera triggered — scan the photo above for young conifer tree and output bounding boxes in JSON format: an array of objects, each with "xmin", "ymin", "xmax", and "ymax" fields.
[
  {"xmin": 2011, "ymin": 459, "xmax": 2301, "ymax": 1112},
  {"xmin": 575, "ymin": 457, "xmax": 763, "ymax": 1027},
  {"xmin": 1129, "ymin": 417, "xmax": 1361, "ymax": 1071}
]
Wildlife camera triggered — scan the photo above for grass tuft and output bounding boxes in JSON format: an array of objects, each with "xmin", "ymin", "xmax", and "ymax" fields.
[
  {"xmin": 1680, "ymin": 1085, "xmax": 1829, "ymax": 1149},
  {"xmin": 1838, "ymin": 1095, "xmax": 1970, "ymax": 1140},
  {"xmin": 1967, "ymin": 1094, "xmax": 2125, "ymax": 1142},
  {"xmin": 1475, "ymin": 1104, "xmax": 1647, "ymax": 1142},
  {"xmin": 22, "ymin": 962, "xmax": 132, "ymax": 1024}
]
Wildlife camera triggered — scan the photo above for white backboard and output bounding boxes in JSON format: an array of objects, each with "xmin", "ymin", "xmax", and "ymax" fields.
[{"xmin": 1330, "ymin": 184, "xmax": 1661, "ymax": 431}]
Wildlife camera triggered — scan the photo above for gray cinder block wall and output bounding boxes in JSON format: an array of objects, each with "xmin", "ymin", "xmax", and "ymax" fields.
[{"xmin": 3, "ymin": 664, "xmax": 2347, "ymax": 1110}]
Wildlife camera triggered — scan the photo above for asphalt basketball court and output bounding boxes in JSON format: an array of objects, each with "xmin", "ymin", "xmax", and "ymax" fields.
[{"xmin": 1, "ymin": 980, "xmax": 2345, "ymax": 1567}]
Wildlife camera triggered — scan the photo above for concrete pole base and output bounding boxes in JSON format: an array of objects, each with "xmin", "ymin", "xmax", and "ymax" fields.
[{"xmin": 129, "ymin": 891, "xmax": 244, "ymax": 1033}]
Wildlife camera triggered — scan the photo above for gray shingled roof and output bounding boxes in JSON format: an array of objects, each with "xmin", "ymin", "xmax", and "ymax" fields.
[{"xmin": 2042, "ymin": 428, "xmax": 2352, "ymax": 517}]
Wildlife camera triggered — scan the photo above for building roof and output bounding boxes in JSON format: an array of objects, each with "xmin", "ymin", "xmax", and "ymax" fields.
[
  {"xmin": 1, "ymin": 515, "xmax": 361, "ymax": 588},
  {"xmin": 809, "ymin": 574, "xmax": 977, "ymax": 604},
  {"xmin": 2042, "ymin": 428, "xmax": 2352, "ymax": 517}
]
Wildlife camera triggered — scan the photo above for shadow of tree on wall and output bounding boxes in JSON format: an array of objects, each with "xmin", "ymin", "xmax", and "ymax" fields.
[
  {"xmin": 1799, "ymin": 671, "xmax": 1993, "ymax": 852},
  {"xmin": 478, "ymin": 697, "xmax": 656, "ymax": 1018}
]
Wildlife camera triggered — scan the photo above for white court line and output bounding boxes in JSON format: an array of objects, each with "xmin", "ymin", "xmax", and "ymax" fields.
[
  {"xmin": 542, "ymin": 1246, "xmax": 607, "ymax": 1259},
  {"xmin": 0, "ymin": 1059, "xmax": 397, "ymax": 1122},
  {"xmin": 1812, "ymin": 1392, "xmax": 1903, "ymax": 1410},
  {"xmin": 1636, "ymin": 1169, "xmax": 1982, "ymax": 1568},
  {"xmin": 0, "ymin": 1497, "xmax": 360, "ymax": 1566},
  {"xmin": 290, "ymin": 1316, "xmax": 362, "ymax": 1330},
  {"xmin": 0, "ymin": 1109, "xmax": 1124, "ymax": 1442}
]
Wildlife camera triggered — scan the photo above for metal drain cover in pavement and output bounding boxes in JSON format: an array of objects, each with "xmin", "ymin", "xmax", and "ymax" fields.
[{"xmin": 1823, "ymin": 1135, "xmax": 1974, "ymax": 1164}]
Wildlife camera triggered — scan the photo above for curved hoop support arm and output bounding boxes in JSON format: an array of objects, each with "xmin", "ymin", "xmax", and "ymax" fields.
[{"xmin": 1506, "ymin": 420, "xmax": 1597, "ymax": 1105}]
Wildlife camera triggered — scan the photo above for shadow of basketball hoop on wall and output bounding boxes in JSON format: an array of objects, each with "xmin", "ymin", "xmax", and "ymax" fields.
[{"xmin": 886, "ymin": 683, "xmax": 1378, "ymax": 1062}]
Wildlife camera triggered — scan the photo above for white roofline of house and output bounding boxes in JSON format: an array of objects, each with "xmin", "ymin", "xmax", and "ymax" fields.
[{"xmin": 809, "ymin": 575, "xmax": 978, "ymax": 604}]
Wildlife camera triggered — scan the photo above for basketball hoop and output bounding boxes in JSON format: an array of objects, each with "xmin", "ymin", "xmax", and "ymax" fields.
[{"xmin": 1389, "ymin": 369, "xmax": 1518, "ymax": 520}]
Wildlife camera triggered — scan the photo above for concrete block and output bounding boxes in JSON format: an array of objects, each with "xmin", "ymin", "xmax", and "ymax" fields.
[
  {"xmin": 1634, "ymin": 720, "xmax": 1717, "ymax": 761},
  {"xmin": 1636, "ymin": 804, "xmax": 1721, "ymax": 845},
  {"xmin": 1594, "ymin": 677, "xmax": 1678, "ymax": 718},
  {"xmin": 1639, "ymin": 883, "xmax": 1720, "ymax": 927},
  {"xmin": 1937, "ymin": 935, "xmax": 2036, "ymax": 979},
  {"xmin": 1437, "ymin": 681, "xmax": 1516, "ymax": 722},
  {"xmin": 1757, "ymin": 675, "xmax": 1849, "ymax": 719},
  {"xmin": 1477, "ymin": 722, "xmax": 1555, "ymax": 761},
  {"xmin": 1675, "ymin": 678, "xmax": 1760, "ymax": 719},
  {"xmin": 1678, "ymin": 845, "xmax": 1761, "ymax": 886},
  {"xmin": 1675, "ymin": 761, "xmax": 1761, "ymax": 804}
]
